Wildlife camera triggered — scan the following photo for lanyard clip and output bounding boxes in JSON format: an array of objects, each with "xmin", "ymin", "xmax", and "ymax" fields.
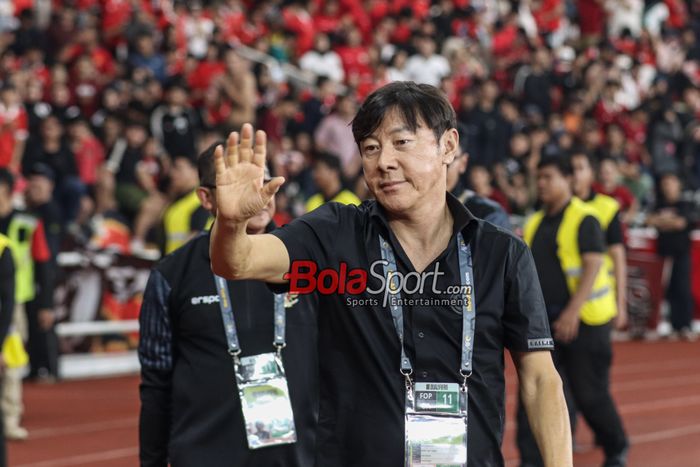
[
  {"xmin": 459, "ymin": 369, "xmax": 472, "ymax": 392},
  {"xmin": 274, "ymin": 342, "xmax": 286, "ymax": 358},
  {"xmin": 229, "ymin": 348, "xmax": 241, "ymax": 366}
]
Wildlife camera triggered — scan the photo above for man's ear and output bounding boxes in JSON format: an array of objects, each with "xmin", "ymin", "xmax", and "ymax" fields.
[
  {"xmin": 196, "ymin": 187, "xmax": 215, "ymax": 211},
  {"xmin": 441, "ymin": 128, "xmax": 460, "ymax": 165}
]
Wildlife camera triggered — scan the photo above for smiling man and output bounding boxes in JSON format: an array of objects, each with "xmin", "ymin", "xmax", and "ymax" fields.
[{"xmin": 210, "ymin": 82, "xmax": 571, "ymax": 467}]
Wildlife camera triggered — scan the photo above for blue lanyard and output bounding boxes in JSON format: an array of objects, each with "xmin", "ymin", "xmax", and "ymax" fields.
[
  {"xmin": 214, "ymin": 275, "xmax": 287, "ymax": 359},
  {"xmin": 378, "ymin": 232, "xmax": 476, "ymax": 385}
]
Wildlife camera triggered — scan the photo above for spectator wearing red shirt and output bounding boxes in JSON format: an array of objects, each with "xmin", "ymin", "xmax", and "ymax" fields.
[
  {"xmin": 69, "ymin": 119, "xmax": 105, "ymax": 189},
  {"xmin": 532, "ymin": 0, "xmax": 564, "ymax": 37},
  {"xmin": 312, "ymin": 0, "xmax": 342, "ymax": 34},
  {"xmin": 282, "ymin": 1, "xmax": 316, "ymax": 56},
  {"xmin": 186, "ymin": 43, "xmax": 225, "ymax": 104},
  {"xmin": 336, "ymin": 27, "xmax": 372, "ymax": 87},
  {"xmin": 595, "ymin": 156, "xmax": 639, "ymax": 223},
  {"xmin": 0, "ymin": 85, "xmax": 28, "ymax": 172},
  {"xmin": 577, "ymin": 0, "xmax": 607, "ymax": 42},
  {"xmin": 665, "ymin": 0, "xmax": 689, "ymax": 30},
  {"xmin": 60, "ymin": 27, "xmax": 116, "ymax": 84},
  {"xmin": 468, "ymin": 163, "xmax": 511, "ymax": 213}
]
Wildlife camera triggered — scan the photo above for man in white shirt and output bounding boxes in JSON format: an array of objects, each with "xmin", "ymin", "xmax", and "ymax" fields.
[
  {"xmin": 299, "ymin": 33, "xmax": 345, "ymax": 84},
  {"xmin": 404, "ymin": 34, "xmax": 451, "ymax": 87}
]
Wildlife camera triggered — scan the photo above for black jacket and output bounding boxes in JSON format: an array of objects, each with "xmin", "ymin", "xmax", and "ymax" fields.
[{"xmin": 138, "ymin": 232, "xmax": 318, "ymax": 467}]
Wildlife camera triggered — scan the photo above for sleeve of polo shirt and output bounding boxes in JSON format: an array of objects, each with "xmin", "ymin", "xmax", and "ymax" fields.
[
  {"xmin": 269, "ymin": 203, "xmax": 345, "ymax": 289},
  {"xmin": 605, "ymin": 212, "xmax": 624, "ymax": 246},
  {"xmin": 578, "ymin": 215, "xmax": 605, "ymax": 253},
  {"xmin": 138, "ymin": 268, "xmax": 173, "ymax": 467},
  {"xmin": 502, "ymin": 239, "xmax": 554, "ymax": 351}
]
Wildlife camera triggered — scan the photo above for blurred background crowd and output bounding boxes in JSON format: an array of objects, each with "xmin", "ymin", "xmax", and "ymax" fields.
[{"xmin": 0, "ymin": 0, "xmax": 699, "ymax": 254}]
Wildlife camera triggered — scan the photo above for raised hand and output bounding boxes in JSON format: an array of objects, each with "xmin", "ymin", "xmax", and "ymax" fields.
[{"xmin": 213, "ymin": 123, "xmax": 285, "ymax": 224}]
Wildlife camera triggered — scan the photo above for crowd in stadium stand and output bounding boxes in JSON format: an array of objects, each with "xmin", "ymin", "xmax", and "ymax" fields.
[{"xmin": 0, "ymin": 0, "xmax": 698, "ymax": 255}]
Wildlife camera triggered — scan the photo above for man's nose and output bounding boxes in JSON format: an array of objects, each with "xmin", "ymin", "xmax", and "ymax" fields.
[{"xmin": 377, "ymin": 145, "xmax": 398, "ymax": 171}]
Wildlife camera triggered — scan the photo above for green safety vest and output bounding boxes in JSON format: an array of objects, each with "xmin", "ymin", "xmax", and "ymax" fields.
[{"xmin": 6, "ymin": 213, "xmax": 38, "ymax": 304}]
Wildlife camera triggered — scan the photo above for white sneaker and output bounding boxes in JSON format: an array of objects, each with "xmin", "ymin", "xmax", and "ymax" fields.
[{"xmin": 6, "ymin": 426, "xmax": 28, "ymax": 440}]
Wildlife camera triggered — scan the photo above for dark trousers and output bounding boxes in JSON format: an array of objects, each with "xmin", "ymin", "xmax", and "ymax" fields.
[
  {"xmin": 26, "ymin": 300, "xmax": 59, "ymax": 378},
  {"xmin": 516, "ymin": 322, "xmax": 628, "ymax": 467},
  {"xmin": 666, "ymin": 254, "xmax": 694, "ymax": 331}
]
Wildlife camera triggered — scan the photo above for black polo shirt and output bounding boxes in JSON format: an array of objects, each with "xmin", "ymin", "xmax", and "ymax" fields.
[{"xmin": 270, "ymin": 193, "xmax": 552, "ymax": 467}]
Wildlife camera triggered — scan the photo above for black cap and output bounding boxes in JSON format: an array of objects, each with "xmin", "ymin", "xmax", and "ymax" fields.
[{"xmin": 28, "ymin": 162, "xmax": 55, "ymax": 182}]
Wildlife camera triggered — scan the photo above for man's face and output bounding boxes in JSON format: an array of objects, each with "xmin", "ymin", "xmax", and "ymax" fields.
[
  {"xmin": 312, "ymin": 162, "xmax": 335, "ymax": 192},
  {"xmin": 537, "ymin": 165, "xmax": 571, "ymax": 206},
  {"xmin": 571, "ymin": 155, "xmax": 593, "ymax": 195},
  {"xmin": 661, "ymin": 174, "xmax": 681, "ymax": 202},
  {"xmin": 0, "ymin": 183, "xmax": 10, "ymax": 206},
  {"xmin": 170, "ymin": 158, "xmax": 199, "ymax": 193},
  {"xmin": 360, "ymin": 109, "xmax": 457, "ymax": 215},
  {"xmin": 26, "ymin": 176, "xmax": 53, "ymax": 205},
  {"xmin": 599, "ymin": 159, "xmax": 618, "ymax": 186}
]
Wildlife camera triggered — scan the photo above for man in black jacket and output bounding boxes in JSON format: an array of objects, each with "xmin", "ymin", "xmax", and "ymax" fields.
[{"xmin": 138, "ymin": 143, "xmax": 318, "ymax": 467}]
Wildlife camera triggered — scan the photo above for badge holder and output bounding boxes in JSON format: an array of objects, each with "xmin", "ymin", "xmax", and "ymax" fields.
[
  {"xmin": 379, "ymin": 233, "xmax": 475, "ymax": 467},
  {"xmin": 215, "ymin": 276, "xmax": 297, "ymax": 450},
  {"xmin": 234, "ymin": 348, "xmax": 297, "ymax": 449},
  {"xmin": 404, "ymin": 379, "xmax": 468, "ymax": 467}
]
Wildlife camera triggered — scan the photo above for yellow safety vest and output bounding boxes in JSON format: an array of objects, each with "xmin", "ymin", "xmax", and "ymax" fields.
[
  {"xmin": 306, "ymin": 189, "xmax": 361, "ymax": 213},
  {"xmin": 0, "ymin": 234, "xmax": 28, "ymax": 369},
  {"xmin": 584, "ymin": 193, "xmax": 620, "ymax": 284},
  {"xmin": 163, "ymin": 190, "xmax": 211, "ymax": 254},
  {"xmin": 6, "ymin": 213, "xmax": 38, "ymax": 304},
  {"xmin": 523, "ymin": 197, "xmax": 617, "ymax": 325}
]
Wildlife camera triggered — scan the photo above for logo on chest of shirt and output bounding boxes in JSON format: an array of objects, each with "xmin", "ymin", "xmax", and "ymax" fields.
[
  {"xmin": 190, "ymin": 293, "xmax": 300, "ymax": 307},
  {"xmin": 191, "ymin": 295, "xmax": 220, "ymax": 305}
]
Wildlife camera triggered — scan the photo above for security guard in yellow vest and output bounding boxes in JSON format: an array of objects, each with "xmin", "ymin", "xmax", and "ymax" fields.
[
  {"xmin": 162, "ymin": 155, "xmax": 212, "ymax": 255},
  {"xmin": 572, "ymin": 151, "xmax": 628, "ymax": 330},
  {"xmin": 0, "ymin": 169, "xmax": 54, "ymax": 441},
  {"xmin": 305, "ymin": 152, "xmax": 361, "ymax": 213},
  {"xmin": 517, "ymin": 156, "xmax": 628, "ymax": 467},
  {"xmin": 0, "ymin": 232, "xmax": 16, "ymax": 465}
]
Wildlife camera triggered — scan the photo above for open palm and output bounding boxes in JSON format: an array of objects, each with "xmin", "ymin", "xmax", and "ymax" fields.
[{"xmin": 214, "ymin": 123, "xmax": 285, "ymax": 223}]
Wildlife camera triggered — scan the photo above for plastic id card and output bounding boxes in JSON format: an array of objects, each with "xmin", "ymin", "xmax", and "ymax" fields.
[
  {"xmin": 405, "ymin": 382, "xmax": 468, "ymax": 467},
  {"xmin": 235, "ymin": 352, "xmax": 297, "ymax": 449}
]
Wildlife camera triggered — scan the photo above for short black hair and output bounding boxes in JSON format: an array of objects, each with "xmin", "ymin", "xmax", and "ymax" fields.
[
  {"xmin": 351, "ymin": 81, "xmax": 457, "ymax": 148},
  {"xmin": 538, "ymin": 155, "xmax": 573, "ymax": 176},
  {"xmin": 569, "ymin": 148, "xmax": 595, "ymax": 167},
  {"xmin": 313, "ymin": 151, "xmax": 342, "ymax": 174},
  {"xmin": 197, "ymin": 141, "xmax": 223, "ymax": 188},
  {"xmin": 0, "ymin": 168, "xmax": 14, "ymax": 192}
]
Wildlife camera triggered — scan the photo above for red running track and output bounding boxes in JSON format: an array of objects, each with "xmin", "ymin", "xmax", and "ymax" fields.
[{"xmin": 9, "ymin": 340, "xmax": 700, "ymax": 466}]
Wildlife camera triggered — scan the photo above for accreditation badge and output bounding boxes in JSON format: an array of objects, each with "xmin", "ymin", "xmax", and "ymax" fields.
[
  {"xmin": 235, "ymin": 352, "xmax": 297, "ymax": 449},
  {"xmin": 404, "ymin": 382, "xmax": 468, "ymax": 467}
]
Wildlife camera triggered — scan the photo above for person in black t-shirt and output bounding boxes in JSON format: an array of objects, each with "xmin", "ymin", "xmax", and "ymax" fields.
[
  {"xmin": 646, "ymin": 172, "xmax": 698, "ymax": 340},
  {"xmin": 210, "ymin": 82, "xmax": 571, "ymax": 467}
]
